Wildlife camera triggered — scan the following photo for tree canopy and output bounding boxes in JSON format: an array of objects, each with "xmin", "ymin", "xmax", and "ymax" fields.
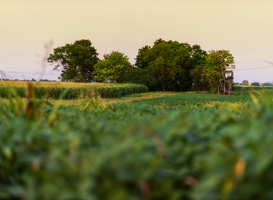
[
  {"xmin": 201, "ymin": 50, "xmax": 234, "ymax": 93},
  {"xmin": 135, "ymin": 45, "xmax": 151, "ymax": 69},
  {"xmin": 94, "ymin": 51, "xmax": 131, "ymax": 83},
  {"xmin": 251, "ymin": 82, "xmax": 260, "ymax": 86},
  {"xmin": 144, "ymin": 41, "xmax": 191, "ymax": 91},
  {"xmin": 47, "ymin": 39, "xmax": 99, "ymax": 82},
  {"xmin": 242, "ymin": 80, "xmax": 249, "ymax": 85},
  {"xmin": 47, "ymin": 38, "xmax": 235, "ymax": 93}
]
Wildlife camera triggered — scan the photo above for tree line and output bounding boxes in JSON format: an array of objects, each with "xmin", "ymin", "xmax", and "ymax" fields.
[
  {"xmin": 47, "ymin": 39, "xmax": 234, "ymax": 92},
  {"xmin": 235, "ymin": 80, "xmax": 272, "ymax": 86}
]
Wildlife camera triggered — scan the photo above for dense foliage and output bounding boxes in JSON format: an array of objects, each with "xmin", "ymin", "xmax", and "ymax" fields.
[
  {"xmin": 242, "ymin": 80, "xmax": 249, "ymax": 85},
  {"xmin": 144, "ymin": 41, "xmax": 191, "ymax": 91},
  {"xmin": 117, "ymin": 68, "xmax": 161, "ymax": 91},
  {"xmin": 94, "ymin": 51, "xmax": 131, "ymax": 83},
  {"xmin": 48, "ymin": 39, "xmax": 99, "ymax": 82},
  {"xmin": 0, "ymin": 81, "xmax": 148, "ymax": 99},
  {"xmin": 201, "ymin": 50, "xmax": 235, "ymax": 93},
  {"xmin": 251, "ymin": 82, "xmax": 260, "ymax": 86},
  {"xmin": 47, "ymin": 38, "xmax": 234, "ymax": 93},
  {"xmin": 129, "ymin": 39, "xmax": 208, "ymax": 92},
  {"xmin": 2, "ymin": 89, "xmax": 273, "ymax": 199}
]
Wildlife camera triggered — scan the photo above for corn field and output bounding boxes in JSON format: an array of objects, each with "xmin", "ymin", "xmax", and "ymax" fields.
[{"xmin": 0, "ymin": 81, "xmax": 148, "ymax": 99}]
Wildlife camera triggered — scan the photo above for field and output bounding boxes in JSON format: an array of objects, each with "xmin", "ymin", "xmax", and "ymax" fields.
[
  {"xmin": 136, "ymin": 92, "xmax": 252, "ymax": 106},
  {"xmin": 1, "ymin": 84, "xmax": 273, "ymax": 199},
  {"xmin": 0, "ymin": 81, "xmax": 148, "ymax": 99}
]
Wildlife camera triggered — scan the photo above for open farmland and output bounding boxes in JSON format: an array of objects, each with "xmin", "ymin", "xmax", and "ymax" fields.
[
  {"xmin": 1, "ymin": 84, "xmax": 273, "ymax": 199},
  {"xmin": 1, "ymin": 88, "xmax": 273, "ymax": 199},
  {"xmin": 0, "ymin": 81, "xmax": 148, "ymax": 99},
  {"xmin": 136, "ymin": 93, "xmax": 252, "ymax": 106},
  {"xmin": 135, "ymin": 87, "xmax": 273, "ymax": 106}
]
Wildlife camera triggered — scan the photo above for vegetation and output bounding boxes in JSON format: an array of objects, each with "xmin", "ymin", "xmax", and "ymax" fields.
[
  {"xmin": 144, "ymin": 40, "xmax": 191, "ymax": 91},
  {"xmin": 1, "ymin": 86, "xmax": 273, "ymax": 199},
  {"xmin": 242, "ymin": 80, "xmax": 249, "ymax": 85},
  {"xmin": 46, "ymin": 38, "xmax": 235, "ymax": 93},
  {"xmin": 251, "ymin": 82, "xmax": 260, "ymax": 86},
  {"xmin": 263, "ymin": 82, "xmax": 273, "ymax": 86},
  {"xmin": 0, "ymin": 81, "xmax": 148, "ymax": 99},
  {"xmin": 233, "ymin": 85, "xmax": 273, "ymax": 94},
  {"xmin": 117, "ymin": 67, "xmax": 161, "ymax": 91},
  {"xmin": 94, "ymin": 51, "xmax": 131, "ymax": 83},
  {"xmin": 132, "ymin": 39, "xmax": 207, "ymax": 92},
  {"xmin": 136, "ymin": 92, "xmax": 253, "ymax": 106},
  {"xmin": 201, "ymin": 50, "xmax": 235, "ymax": 93},
  {"xmin": 48, "ymin": 39, "xmax": 99, "ymax": 82}
]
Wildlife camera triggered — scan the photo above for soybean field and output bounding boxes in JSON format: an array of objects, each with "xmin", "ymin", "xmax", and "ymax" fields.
[{"xmin": 136, "ymin": 91, "xmax": 271, "ymax": 106}]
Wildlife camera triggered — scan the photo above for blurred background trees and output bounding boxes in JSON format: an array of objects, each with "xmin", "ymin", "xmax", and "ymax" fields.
[{"xmin": 48, "ymin": 38, "xmax": 236, "ymax": 93}]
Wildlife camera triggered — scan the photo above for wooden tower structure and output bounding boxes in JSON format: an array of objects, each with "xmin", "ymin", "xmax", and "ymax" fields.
[{"xmin": 218, "ymin": 70, "xmax": 234, "ymax": 95}]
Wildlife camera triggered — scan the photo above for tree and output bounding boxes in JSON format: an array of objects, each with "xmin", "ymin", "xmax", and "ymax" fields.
[
  {"xmin": 144, "ymin": 42, "xmax": 190, "ymax": 91},
  {"xmin": 201, "ymin": 50, "xmax": 234, "ymax": 93},
  {"xmin": 47, "ymin": 39, "xmax": 99, "ymax": 82},
  {"xmin": 263, "ymin": 82, "xmax": 272, "ymax": 86},
  {"xmin": 153, "ymin": 39, "xmax": 206, "ymax": 91},
  {"xmin": 134, "ymin": 39, "xmax": 207, "ymax": 92},
  {"xmin": 251, "ymin": 82, "xmax": 260, "ymax": 86},
  {"xmin": 242, "ymin": 80, "xmax": 249, "ymax": 85},
  {"xmin": 180, "ymin": 44, "xmax": 207, "ymax": 91},
  {"xmin": 94, "ymin": 51, "xmax": 131, "ymax": 83},
  {"xmin": 190, "ymin": 64, "xmax": 206, "ymax": 91},
  {"xmin": 135, "ymin": 45, "xmax": 151, "ymax": 69}
]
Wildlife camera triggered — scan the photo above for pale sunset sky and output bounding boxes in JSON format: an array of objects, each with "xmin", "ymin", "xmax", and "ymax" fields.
[{"xmin": 1, "ymin": 0, "xmax": 273, "ymax": 83}]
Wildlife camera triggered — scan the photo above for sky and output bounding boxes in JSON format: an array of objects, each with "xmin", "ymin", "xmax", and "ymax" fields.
[{"xmin": 1, "ymin": 0, "xmax": 273, "ymax": 83}]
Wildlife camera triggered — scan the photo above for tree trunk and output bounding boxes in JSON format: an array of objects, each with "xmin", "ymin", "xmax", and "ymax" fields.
[
  {"xmin": 162, "ymin": 81, "xmax": 165, "ymax": 92},
  {"xmin": 173, "ymin": 82, "xmax": 176, "ymax": 91}
]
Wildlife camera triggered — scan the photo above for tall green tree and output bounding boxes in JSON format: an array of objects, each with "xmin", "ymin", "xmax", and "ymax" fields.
[
  {"xmin": 94, "ymin": 51, "xmax": 131, "ymax": 83},
  {"xmin": 134, "ymin": 39, "xmax": 207, "ymax": 91},
  {"xmin": 47, "ymin": 39, "xmax": 99, "ymax": 82},
  {"xmin": 190, "ymin": 64, "xmax": 206, "ymax": 91},
  {"xmin": 135, "ymin": 45, "xmax": 151, "ymax": 69},
  {"xmin": 187, "ymin": 45, "xmax": 208, "ymax": 91},
  {"xmin": 201, "ymin": 50, "xmax": 234, "ymax": 93},
  {"xmin": 145, "ymin": 42, "xmax": 190, "ymax": 91},
  {"xmin": 154, "ymin": 39, "xmax": 207, "ymax": 91}
]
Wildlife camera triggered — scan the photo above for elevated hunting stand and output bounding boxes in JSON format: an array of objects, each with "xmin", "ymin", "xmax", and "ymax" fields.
[{"xmin": 218, "ymin": 70, "xmax": 234, "ymax": 95}]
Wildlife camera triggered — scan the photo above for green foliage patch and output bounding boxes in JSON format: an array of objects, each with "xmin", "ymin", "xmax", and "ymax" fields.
[
  {"xmin": 0, "ymin": 83, "xmax": 148, "ymax": 99},
  {"xmin": 136, "ymin": 92, "xmax": 253, "ymax": 106},
  {"xmin": 1, "ymin": 90, "xmax": 273, "ymax": 199},
  {"xmin": 233, "ymin": 85, "xmax": 273, "ymax": 94}
]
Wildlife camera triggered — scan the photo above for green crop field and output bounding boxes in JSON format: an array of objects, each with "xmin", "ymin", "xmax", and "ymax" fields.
[
  {"xmin": 135, "ymin": 92, "xmax": 261, "ymax": 106},
  {"xmin": 1, "ymin": 86, "xmax": 273, "ymax": 199},
  {"xmin": 0, "ymin": 81, "xmax": 148, "ymax": 99}
]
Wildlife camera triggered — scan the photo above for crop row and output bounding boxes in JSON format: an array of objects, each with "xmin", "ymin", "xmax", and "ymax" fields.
[{"xmin": 0, "ymin": 82, "xmax": 148, "ymax": 99}]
